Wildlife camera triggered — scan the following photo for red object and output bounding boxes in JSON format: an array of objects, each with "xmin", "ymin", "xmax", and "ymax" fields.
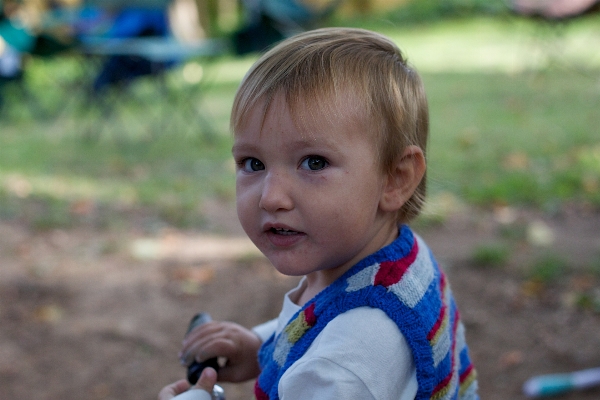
[{"xmin": 513, "ymin": 0, "xmax": 600, "ymax": 19}]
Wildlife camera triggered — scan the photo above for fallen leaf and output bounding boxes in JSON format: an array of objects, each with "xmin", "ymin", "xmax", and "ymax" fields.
[
  {"xmin": 499, "ymin": 350, "xmax": 524, "ymax": 368},
  {"xmin": 503, "ymin": 152, "xmax": 529, "ymax": 171},
  {"xmin": 33, "ymin": 304, "xmax": 64, "ymax": 323}
]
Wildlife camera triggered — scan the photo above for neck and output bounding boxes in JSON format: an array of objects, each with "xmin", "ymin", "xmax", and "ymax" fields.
[{"xmin": 297, "ymin": 221, "xmax": 399, "ymax": 306}]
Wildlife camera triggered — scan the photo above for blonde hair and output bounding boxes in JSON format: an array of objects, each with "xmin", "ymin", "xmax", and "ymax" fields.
[{"xmin": 231, "ymin": 27, "xmax": 429, "ymax": 223}]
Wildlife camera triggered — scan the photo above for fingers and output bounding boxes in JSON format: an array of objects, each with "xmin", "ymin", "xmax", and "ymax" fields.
[
  {"xmin": 194, "ymin": 367, "xmax": 218, "ymax": 393},
  {"xmin": 158, "ymin": 373, "xmax": 217, "ymax": 400},
  {"xmin": 179, "ymin": 321, "xmax": 262, "ymax": 383},
  {"xmin": 180, "ymin": 322, "xmax": 241, "ymax": 365},
  {"xmin": 180, "ymin": 322, "xmax": 221, "ymax": 363},
  {"xmin": 181, "ymin": 338, "xmax": 236, "ymax": 367},
  {"xmin": 182, "ymin": 321, "xmax": 224, "ymax": 348},
  {"xmin": 158, "ymin": 379, "xmax": 191, "ymax": 400},
  {"xmin": 157, "ymin": 369, "xmax": 216, "ymax": 399}
]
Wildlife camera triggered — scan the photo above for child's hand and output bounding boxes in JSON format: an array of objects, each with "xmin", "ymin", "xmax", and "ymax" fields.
[
  {"xmin": 180, "ymin": 321, "xmax": 262, "ymax": 382},
  {"xmin": 158, "ymin": 367, "xmax": 217, "ymax": 400}
]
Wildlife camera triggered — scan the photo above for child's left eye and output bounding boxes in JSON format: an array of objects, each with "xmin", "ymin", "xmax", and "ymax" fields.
[{"xmin": 300, "ymin": 156, "xmax": 328, "ymax": 171}]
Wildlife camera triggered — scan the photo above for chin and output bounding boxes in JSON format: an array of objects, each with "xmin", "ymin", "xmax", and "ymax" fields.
[{"xmin": 267, "ymin": 258, "xmax": 314, "ymax": 277}]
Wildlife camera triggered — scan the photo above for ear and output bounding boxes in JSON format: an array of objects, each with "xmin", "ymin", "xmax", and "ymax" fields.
[{"xmin": 379, "ymin": 145, "xmax": 426, "ymax": 213}]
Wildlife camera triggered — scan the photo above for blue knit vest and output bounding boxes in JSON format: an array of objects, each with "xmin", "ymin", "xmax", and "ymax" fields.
[{"xmin": 254, "ymin": 225, "xmax": 478, "ymax": 400}]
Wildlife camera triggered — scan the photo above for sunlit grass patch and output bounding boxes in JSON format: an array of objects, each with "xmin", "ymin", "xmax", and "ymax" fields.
[
  {"xmin": 1, "ymin": 172, "xmax": 138, "ymax": 205},
  {"xmin": 423, "ymin": 69, "xmax": 600, "ymax": 209}
]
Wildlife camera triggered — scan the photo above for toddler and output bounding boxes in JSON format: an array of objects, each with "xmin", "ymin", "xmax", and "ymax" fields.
[{"xmin": 160, "ymin": 27, "xmax": 478, "ymax": 400}]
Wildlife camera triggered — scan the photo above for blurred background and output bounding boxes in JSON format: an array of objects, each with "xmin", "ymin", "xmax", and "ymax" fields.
[{"xmin": 1, "ymin": 0, "xmax": 599, "ymax": 399}]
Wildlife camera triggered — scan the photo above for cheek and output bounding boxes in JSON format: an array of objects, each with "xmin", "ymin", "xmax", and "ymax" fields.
[
  {"xmin": 337, "ymin": 171, "xmax": 383, "ymax": 206},
  {"xmin": 309, "ymin": 194, "xmax": 372, "ymax": 236},
  {"xmin": 236, "ymin": 182, "xmax": 255, "ymax": 225},
  {"xmin": 236, "ymin": 203, "xmax": 257, "ymax": 242},
  {"xmin": 331, "ymin": 178, "xmax": 383, "ymax": 224}
]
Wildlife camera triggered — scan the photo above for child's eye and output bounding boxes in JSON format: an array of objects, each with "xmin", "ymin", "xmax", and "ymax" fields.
[
  {"xmin": 300, "ymin": 156, "xmax": 328, "ymax": 171},
  {"xmin": 240, "ymin": 158, "xmax": 265, "ymax": 172}
]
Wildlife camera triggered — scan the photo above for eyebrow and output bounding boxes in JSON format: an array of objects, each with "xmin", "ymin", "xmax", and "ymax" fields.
[
  {"xmin": 231, "ymin": 142, "xmax": 256, "ymax": 155},
  {"xmin": 232, "ymin": 134, "xmax": 342, "ymax": 156}
]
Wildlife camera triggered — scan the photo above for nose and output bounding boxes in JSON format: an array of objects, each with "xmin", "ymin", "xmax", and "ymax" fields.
[{"xmin": 259, "ymin": 171, "xmax": 294, "ymax": 212}]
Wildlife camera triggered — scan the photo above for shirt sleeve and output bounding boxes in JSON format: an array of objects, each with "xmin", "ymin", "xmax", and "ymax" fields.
[
  {"xmin": 278, "ymin": 307, "xmax": 418, "ymax": 400},
  {"xmin": 172, "ymin": 389, "xmax": 213, "ymax": 400}
]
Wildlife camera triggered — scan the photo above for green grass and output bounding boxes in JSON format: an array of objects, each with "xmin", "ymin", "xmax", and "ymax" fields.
[
  {"xmin": 379, "ymin": 15, "xmax": 600, "ymax": 210},
  {"xmin": 1, "ymin": 15, "xmax": 599, "ymax": 229},
  {"xmin": 424, "ymin": 70, "xmax": 600, "ymax": 209},
  {"xmin": 470, "ymin": 243, "xmax": 510, "ymax": 268},
  {"xmin": 528, "ymin": 255, "xmax": 570, "ymax": 283}
]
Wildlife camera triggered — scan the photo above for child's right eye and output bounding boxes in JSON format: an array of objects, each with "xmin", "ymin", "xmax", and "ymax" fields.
[{"xmin": 240, "ymin": 158, "xmax": 265, "ymax": 172}]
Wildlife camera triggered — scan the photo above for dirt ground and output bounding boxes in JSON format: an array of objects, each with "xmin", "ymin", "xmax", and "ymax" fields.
[{"xmin": 1, "ymin": 201, "xmax": 599, "ymax": 400}]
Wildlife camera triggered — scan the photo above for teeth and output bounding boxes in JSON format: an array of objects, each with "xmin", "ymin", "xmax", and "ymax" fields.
[{"xmin": 273, "ymin": 228, "xmax": 297, "ymax": 235}]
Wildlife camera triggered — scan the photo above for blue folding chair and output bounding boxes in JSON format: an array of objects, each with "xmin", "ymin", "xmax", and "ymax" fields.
[{"xmin": 56, "ymin": 0, "xmax": 229, "ymax": 139}]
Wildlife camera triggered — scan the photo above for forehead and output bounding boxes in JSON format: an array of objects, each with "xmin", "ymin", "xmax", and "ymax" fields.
[{"xmin": 235, "ymin": 90, "xmax": 369, "ymax": 140}]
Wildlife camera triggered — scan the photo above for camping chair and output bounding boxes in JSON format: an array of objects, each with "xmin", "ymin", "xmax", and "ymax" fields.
[
  {"xmin": 232, "ymin": 0, "xmax": 344, "ymax": 54},
  {"xmin": 64, "ymin": 0, "xmax": 228, "ymax": 140}
]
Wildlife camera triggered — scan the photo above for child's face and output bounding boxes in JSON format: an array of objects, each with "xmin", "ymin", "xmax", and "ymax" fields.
[{"xmin": 232, "ymin": 94, "xmax": 398, "ymax": 287}]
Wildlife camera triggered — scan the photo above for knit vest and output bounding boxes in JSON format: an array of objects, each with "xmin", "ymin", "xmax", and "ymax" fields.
[{"xmin": 254, "ymin": 225, "xmax": 478, "ymax": 400}]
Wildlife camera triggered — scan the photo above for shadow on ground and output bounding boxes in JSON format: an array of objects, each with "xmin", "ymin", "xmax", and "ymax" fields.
[{"xmin": 1, "ymin": 204, "xmax": 599, "ymax": 399}]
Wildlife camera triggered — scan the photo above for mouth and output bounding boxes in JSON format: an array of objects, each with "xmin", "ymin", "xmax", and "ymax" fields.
[
  {"xmin": 269, "ymin": 227, "xmax": 301, "ymax": 236},
  {"xmin": 262, "ymin": 224, "xmax": 306, "ymax": 246},
  {"xmin": 263, "ymin": 222, "xmax": 303, "ymax": 234}
]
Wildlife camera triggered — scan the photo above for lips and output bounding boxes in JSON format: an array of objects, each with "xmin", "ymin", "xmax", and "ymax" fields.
[{"xmin": 263, "ymin": 224, "xmax": 305, "ymax": 246}]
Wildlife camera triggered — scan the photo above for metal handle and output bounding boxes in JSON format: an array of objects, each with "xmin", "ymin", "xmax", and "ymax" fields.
[{"xmin": 212, "ymin": 385, "xmax": 225, "ymax": 400}]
